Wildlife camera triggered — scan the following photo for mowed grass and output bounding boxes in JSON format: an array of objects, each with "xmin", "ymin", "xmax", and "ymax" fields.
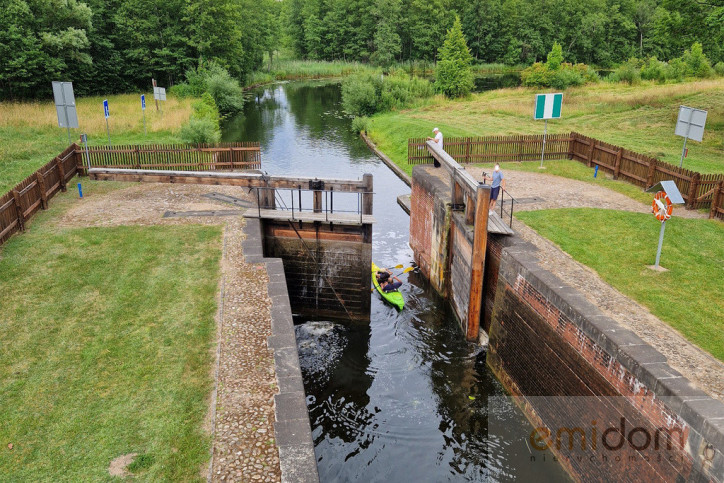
[
  {"xmin": 0, "ymin": 94, "xmax": 193, "ymax": 193},
  {"xmin": 367, "ymin": 78, "xmax": 724, "ymax": 176},
  {"xmin": 0, "ymin": 192, "xmax": 222, "ymax": 480},
  {"xmin": 516, "ymin": 208, "xmax": 724, "ymax": 361}
]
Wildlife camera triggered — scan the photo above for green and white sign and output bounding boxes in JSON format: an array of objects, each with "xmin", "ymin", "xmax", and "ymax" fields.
[{"xmin": 534, "ymin": 93, "xmax": 563, "ymax": 120}]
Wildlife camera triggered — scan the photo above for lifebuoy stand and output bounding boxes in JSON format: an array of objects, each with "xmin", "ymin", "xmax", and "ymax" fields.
[{"xmin": 645, "ymin": 181, "xmax": 685, "ymax": 271}]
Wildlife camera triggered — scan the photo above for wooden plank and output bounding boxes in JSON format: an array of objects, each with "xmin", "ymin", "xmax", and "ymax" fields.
[{"xmin": 466, "ymin": 184, "xmax": 490, "ymax": 341}]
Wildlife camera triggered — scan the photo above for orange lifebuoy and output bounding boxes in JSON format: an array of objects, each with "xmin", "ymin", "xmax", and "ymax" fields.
[{"xmin": 652, "ymin": 191, "xmax": 673, "ymax": 222}]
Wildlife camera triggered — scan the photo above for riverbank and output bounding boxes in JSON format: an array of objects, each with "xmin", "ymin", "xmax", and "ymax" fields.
[
  {"xmin": 0, "ymin": 95, "xmax": 193, "ymax": 193},
  {"xmin": 366, "ymin": 78, "xmax": 724, "ymax": 175}
]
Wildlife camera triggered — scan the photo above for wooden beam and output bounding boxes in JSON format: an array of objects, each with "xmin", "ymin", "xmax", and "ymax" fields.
[
  {"xmin": 466, "ymin": 184, "xmax": 490, "ymax": 341},
  {"xmin": 362, "ymin": 173, "xmax": 373, "ymax": 215}
]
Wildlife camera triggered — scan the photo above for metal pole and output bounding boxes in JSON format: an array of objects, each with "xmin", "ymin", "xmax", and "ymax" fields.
[
  {"xmin": 679, "ymin": 136, "xmax": 688, "ymax": 168},
  {"xmin": 143, "ymin": 110, "xmax": 147, "ymax": 136},
  {"xmin": 105, "ymin": 118, "xmax": 112, "ymax": 148},
  {"xmin": 67, "ymin": 126, "xmax": 71, "ymax": 145},
  {"xmin": 654, "ymin": 220, "xmax": 666, "ymax": 268},
  {"xmin": 679, "ymin": 108, "xmax": 694, "ymax": 168},
  {"xmin": 540, "ymin": 119, "xmax": 548, "ymax": 168}
]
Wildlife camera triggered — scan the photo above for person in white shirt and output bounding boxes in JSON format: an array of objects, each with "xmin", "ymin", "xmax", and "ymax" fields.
[{"xmin": 427, "ymin": 127, "xmax": 443, "ymax": 150}]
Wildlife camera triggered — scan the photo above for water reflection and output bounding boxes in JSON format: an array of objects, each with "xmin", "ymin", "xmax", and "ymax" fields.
[{"xmin": 223, "ymin": 81, "xmax": 569, "ymax": 482}]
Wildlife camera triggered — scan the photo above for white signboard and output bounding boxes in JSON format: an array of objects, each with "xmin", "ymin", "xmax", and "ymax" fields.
[
  {"xmin": 675, "ymin": 106, "xmax": 707, "ymax": 142},
  {"xmin": 52, "ymin": 81, "xmax": 79, "ymax": 129},
  {"xmin": 153, "ymin": 86, "xmax": 166, "ymax": 101}
]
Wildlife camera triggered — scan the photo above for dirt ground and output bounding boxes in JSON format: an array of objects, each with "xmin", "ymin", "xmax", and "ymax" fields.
[
  {"xmin": 56, "ymin": 182, "xmax": 282, "ymax": 482},
  {"xmin": 464, "ymin": 167, "xmax": 724, "ymax": 401}
]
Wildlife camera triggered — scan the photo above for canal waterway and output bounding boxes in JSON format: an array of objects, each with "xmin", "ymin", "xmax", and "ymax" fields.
[{"xmin": 222, "ymin": 81, "xmax": 569, "ymax": 481}]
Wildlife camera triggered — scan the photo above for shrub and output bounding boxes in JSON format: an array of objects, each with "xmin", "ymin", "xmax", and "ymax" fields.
[
  {"xmin": 682, "ymin": 42, "xmax": 713, "ymax": 78},
  {"xmin": 520, "ymin": 62, "xmax": 553, "ymax": 87},
  {"xmin": 550, "ymin": 67, "xmax": 584, "ymax": 89},
  {"xmin": 666, "ymin": 58, "xmax": 687, "ymax": 81},
  {"xmin": 546, "ymin": 42, "xmax": 564, "ymax": 71},
  {"xmin": 341, "ymin": 72, "xmax": 433, "ymax": 117},
  {"xmin": 435, "ymin": 16, "xmax": 474, "ymax": 98},
  {"xmin": 715, "ymin": 62, "xmax": 724, "ymax": 76},
  {"xmin": 521, "ymin": 44, "xmax": 597, "ymax": 89},
  {"xmin": 180, "ymin": 118, "xmax": 221, "ymax": 144},
  {"xmin": 172, "ymin": 62, "xmax": 244, "ymax": 115},
  {"xmin": 610, "ymin": 59, "xmax": 641, "ymax": 84},
  {"xmin": 641, "ymin": 57, "xmax": 668, "ymax": 82},
  {"xmin": 351, "ymin": 116, "xmax": 369, "ymax": 133}
]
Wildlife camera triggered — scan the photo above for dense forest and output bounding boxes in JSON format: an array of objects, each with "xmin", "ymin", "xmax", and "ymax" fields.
[{"xmin": 1, "ymin": 0, "xmax": 723, "ymax": 99}]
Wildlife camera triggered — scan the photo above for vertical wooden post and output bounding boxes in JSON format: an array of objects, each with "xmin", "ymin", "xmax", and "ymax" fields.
[
  {"xmin": 646, "ymin": 158, "xmax": 657, "ymax": 188},
  {"xmin": 710, "ymin": 181, "xmax": 724, "ymax": 219},
  {"xmin": 135, "ymin": 146, "xmax": 141, "ymax": 169},
  {"xmin": 587, "ymin": 140, "xmax": 595, "ymax": 168},
  {"xmin": 465, "ymin": 138, "xmax": 471, "ymax": 164},
  {"xmin": 466, "ymin": 184, "xmax": 490, "ymax": 341},
  {"xmin": 36, "ymin": 172, "xmax": 48, "ymax": 209},
  {"xmin": 12, "ymin": 190, "xmax": 25, "ymax": 232},
  {"xmin": 464, "ymin": 193, "xmax": 475, "ymax": 225},
  {"xmin": 687, "ymin": 173, "xmax": 700, "ymax": 209},
  {"xmin": 451, "ymin": 176, "xmax": 464, "ymax": 209},
  {"xmin": 74, "ymin": 144, "xmax": 84, "ymax": 176},
  {"xmin": 313, "ymin": 190, "xmax": 322, "ymax": 213},
  {"xmin": 152, "ymin": 78, "xmax": 159, "ymax": 112},
  {"xmin": 56, "ymin": 157, "xmax": 67, "ymax": 192},
  {"xmin": 613, "ymin": 148, "xmax": 623, "ymax": 179},
  {"xmin": 362, "ymin": 173, "xmax": 373, "ymax": 215}
]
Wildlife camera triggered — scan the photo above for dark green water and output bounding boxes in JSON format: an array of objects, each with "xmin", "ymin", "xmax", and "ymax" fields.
[{"xmin": 222, "ymin": 81, "xmax": 568, "ymax": 481}]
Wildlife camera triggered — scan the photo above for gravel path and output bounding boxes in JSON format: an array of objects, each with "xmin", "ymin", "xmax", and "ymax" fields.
[
  {"xmin": 56, "ymin": 182, "xmax": 282, "ymax": 481},
  {"xmin": 464, "ymin": 167, "xmax": 724, "ymax": 401}
]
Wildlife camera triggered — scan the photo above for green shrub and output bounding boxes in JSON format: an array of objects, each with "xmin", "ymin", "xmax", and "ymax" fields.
[
  {"xmin": 610, "ymin": 59, "xmax": 641, "ymax": 84},
  {"xmin": 666, "ymin": 58, "xmax": 687, "ymax": 81},
  {"xmin": 180, "ymin": 118, "xmax": 221, "ymax": 144},
  {"xmin": 715, "ymin": 62, "xmax": 724, "ymax": 76},
  {"xmin": 173, "ymin": 62, "xmax": 244, "ymax": 115},
  {"xmin": 550, "ymin": 67, "xmax": 585, "ymax": 89},
  {"xmin": 682, "ymin": 42, "xmax": 713, "ymax": 78},
  {"xmin": 192, "ymin": 92, "xmax": 221, "ymax": 129},
  {"xmin": 341, "ymin": 72, "xmax": 433, "ymax": 116},
  {"xmin": 351, "ymin": 116, "xmax": 369, "ymax": 133},
  {"xmin": 545, "ymin": 42, "xmax": 564, "ymax": 71},
  {"xmin": 521, "ymin": 43, "xmax": 596, "ymax": 89},
  {"xmin": 520, "ymin": 62, "xmax": 553, "ymax": 87},
  {"xmin": 641, "ymin": 57, "xmax": 668, "ymax": 82}
]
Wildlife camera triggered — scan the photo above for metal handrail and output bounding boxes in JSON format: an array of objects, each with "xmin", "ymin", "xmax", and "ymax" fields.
[
  {"xmin": 499, "ymin": 187, "xmax": 515, "ymax": 228},
  {"xmin": 252, "ymin": 186, "xmax": 374, "ymax": 223}
]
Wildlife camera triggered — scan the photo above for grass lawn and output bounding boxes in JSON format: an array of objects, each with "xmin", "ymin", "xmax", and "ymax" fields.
[
  {"xmin": 515, "ymin": 208, "xmax": 724, "ymax": 361},
  {"xmin": 0, "ymin": 94, "xmax": 194, "ymax": 193},
  {"xmin": 0, "ymin": 186, "xmax": 222, "ymax": 480},
  {"xmin": 367, "ymin": 78, "xmax": 724, "ymax": 176}
]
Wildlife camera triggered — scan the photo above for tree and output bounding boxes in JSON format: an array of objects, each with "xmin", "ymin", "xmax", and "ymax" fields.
[
  {"xmin": 371, "ymin": 0, "xmax": 402, "ymax": 67},
  {"xmin": 435, "ymin": 16, "xmax": 473, "ymax": 97},
  {"xmin": 546, "ymin": 42, "xmax": 564, "ymax": 70}
]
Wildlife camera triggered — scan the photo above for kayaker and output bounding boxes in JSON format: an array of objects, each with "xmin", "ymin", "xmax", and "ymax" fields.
[
  {"xmin": 381, "ymin": 276, "xmax": 403, "ymax": 292},
  {"xmin": 376, "ymin": 270, "xmax": 391, "ymax": 283}
]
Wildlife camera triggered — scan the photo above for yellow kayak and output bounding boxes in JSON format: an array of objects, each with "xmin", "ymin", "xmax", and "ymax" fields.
[{"xmin": 372, "ymin": 262, "xmax": 404, "ymax": 310}]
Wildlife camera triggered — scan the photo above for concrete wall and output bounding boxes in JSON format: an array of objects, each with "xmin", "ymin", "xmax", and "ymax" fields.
[{"xmin": 262, "ymin": 219, "xmax": 372, "ymax": 321}]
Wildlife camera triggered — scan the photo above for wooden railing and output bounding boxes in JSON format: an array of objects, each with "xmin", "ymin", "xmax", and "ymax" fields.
[
  {"xmin": 78, "ymin": 142, "xmax": 261, "ymax": 173},
  {"xmin": 0, "ymin": 144, "xmax": 79, "ymax": 246},
  {"xmin": 408, "ymin": 132, "xmax": 724, "ymax": 219}
]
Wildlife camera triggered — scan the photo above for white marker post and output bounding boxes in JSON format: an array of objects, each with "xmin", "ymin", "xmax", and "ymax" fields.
[
  {"xmin": 645, "ymin": 181, "xmax": 685, "ymax": 271},
  {"xmin": 103, "ymin": 99, "xmax": 111, "ymax": 147},
  {"xmin": 534, "ymin": 93, "xmax": 562, "ymax": 168},
  {"xmin": 674, "ymin": 106, "xmax": 707, "ymax": 169}
]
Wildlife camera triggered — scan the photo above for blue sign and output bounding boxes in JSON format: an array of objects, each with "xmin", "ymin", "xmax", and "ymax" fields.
[
  {"xmin": 141, "ymin": 95, "xmax": 146, "ymax": 110},
  {"xmin": 103, "ymin": 99, "xmax": 109, "ymax": 119}
]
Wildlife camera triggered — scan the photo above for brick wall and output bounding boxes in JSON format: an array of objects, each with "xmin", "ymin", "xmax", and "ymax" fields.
[{"xmin": 486, "ymin": 235, "xmax": 724, "ymax": 481}]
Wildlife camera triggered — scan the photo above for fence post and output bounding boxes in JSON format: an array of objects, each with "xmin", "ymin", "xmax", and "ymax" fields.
[
  {"xmin": 567, "ymin": 132, "xmax": 575, "ymax": 160},
  {"xmin": 687, "ymin": 173, "xmax": 700, "ymax": 209},
  {"xmin": 56, "ymin": 157, "xmax": 67, "ymax": 192},
  {"xmin": 12, "ymin": 190, "xmax": 25, "ymax": 232},
  {"xmin": 613, "ymin": 149, "xmax": 623, "ymax": 179},
  {"xmin": 646, "ymin": 158, "xmax": 657, "ymax": 189},
  {"xmin": 74, "ymin": 144, "xmax": 84, "ymax": 176},
  {"xmin": 465, "ymin": 138, "xmax": 471, "ymax": 164},
  {"xmin": 587, "ymin": 140, "xmax": 595, "ymax": 167},
  {"xmin": 36, "ymin": 172, "xmax": 48, "ymax": 210},
  {"xmin": 135, "ymin": 146, "xmax": 141, "ymax": 169},
  {"xmin": 710, "ymin": 181, "xmax": 724, "ymax": 219}
]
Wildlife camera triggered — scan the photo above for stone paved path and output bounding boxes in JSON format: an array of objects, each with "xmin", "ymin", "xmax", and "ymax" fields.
[
  {"xmin": 56, "ymin": 183, "xmax": 282, "ymax": 481},
  {"xmin": 464, "ymin": 167, "xmax": 724, "ymax": 401}
]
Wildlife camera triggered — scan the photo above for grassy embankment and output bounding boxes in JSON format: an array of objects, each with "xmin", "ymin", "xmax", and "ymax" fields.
[
  {"xmin": 367, "ymin": 78, "xmax": 724, "ymax": 178},
  {"xmin": 516, "ymin": 209, "xmax": 724, "ymax": 361},
  {"xmin": 0, "ymin": 181, "xmax": 222, "ymax": 479},
  {"xmin": 0, "ymin": 94, "xmax": 193, "ymax": 193}
]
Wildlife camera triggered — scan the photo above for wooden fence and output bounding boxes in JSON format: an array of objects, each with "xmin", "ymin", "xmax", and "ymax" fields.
[
  {"xmin": 0, "ymin": 144, "xmax": 79, "ymax": 246},
  {"xmin": 408, "ymin": 132, "xmax": 724, "ymax": 219},
  {"xmin": 78, "ymin": 142, "xmax": 261, "ymax": 173},
  {"xmin": 1, "ymin": 142, "xmax": 264, "ymax": 248},
  {"xmin": 408, "ymin": 134, "xmax": 573, "ymax": 165}
]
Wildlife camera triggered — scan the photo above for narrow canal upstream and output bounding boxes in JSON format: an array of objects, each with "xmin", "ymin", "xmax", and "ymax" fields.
[{"xmin": 222, "ymin": 81, "xmax": 569, "ymax": 481}]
